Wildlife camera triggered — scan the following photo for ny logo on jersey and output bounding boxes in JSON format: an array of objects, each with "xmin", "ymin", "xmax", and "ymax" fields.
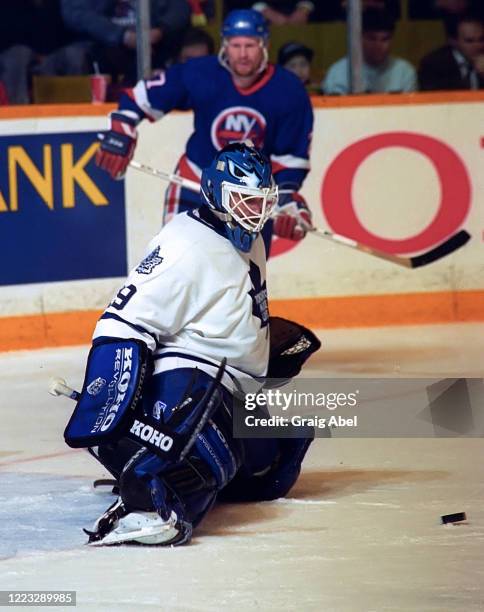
[
  {"xmin": 136, "ymin": 246, "xmax": 163, "ymax": 275},
  {"xmin": 211, "ymin": 106, "xmax": 266, "ymax": 150},
  {"xmin": 248, "ymin": 261, "xmax": 269, "ymax": 327}
]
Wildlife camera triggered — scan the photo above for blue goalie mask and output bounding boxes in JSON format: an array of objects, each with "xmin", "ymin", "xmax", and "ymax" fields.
[{"xmin": 201, "ymin": 142, "xmax": 278, "ymax": 252}]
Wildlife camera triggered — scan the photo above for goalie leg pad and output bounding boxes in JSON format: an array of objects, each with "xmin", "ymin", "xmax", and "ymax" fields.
[
  {"xmin": 87, "ymin": 367, "xmax": 243, "ymax": 545},
  {"xmin": 121, "ymin": 450, "xmax": 219, "ymax": 526},
  {"xmin": 219, "ymin": 436, "xmax": 313, "ymax": 503},
  {"xmin": 89, "ymin": 438, "xmax": 144, "ymax": 480},
  {"xmin": 124, "ymin": 368, "xmax": 242, "ymax": 517},
  {"xmin": 86, "ymin": 450, "xmax": 213, "ymax": 547},
  {"xmin": 139, "ymin": 367, "xmax": 242, "ymax": 485}
]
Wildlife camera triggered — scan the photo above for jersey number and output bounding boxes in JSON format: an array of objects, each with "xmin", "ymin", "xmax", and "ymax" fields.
[{"xmin": 111, "ymin": 284, "xmax": 137, "ymax": 310}]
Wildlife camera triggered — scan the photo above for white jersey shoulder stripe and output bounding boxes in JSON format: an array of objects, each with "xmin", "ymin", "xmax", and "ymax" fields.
[
  {"xmin": 153, "ymin": 356, "xmax": 236, "ymax": 392},
  {"xmin": 132, "ymin": 81, "xmax": 164, "ymax": 121},
  {"xmin": 270, "ymin": 153, "xmax": 310, "ymax": 170}
]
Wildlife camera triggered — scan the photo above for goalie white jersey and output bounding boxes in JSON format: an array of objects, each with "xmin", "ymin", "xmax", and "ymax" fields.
[{"xmin": 93, "ymin": 208, "xmax": 270, "ymax": 388}]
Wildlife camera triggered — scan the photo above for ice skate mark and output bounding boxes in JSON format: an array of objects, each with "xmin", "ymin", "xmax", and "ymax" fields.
[
  {"xmin": 0, "ymin": 451, "xmax": 20, "ymax": 459},
  {"xmin": 0, "ymin": 449, "xmax": 78, "ymax": 469},
  {"xmin": 290, "ymin": 468, "xmax": 449, "ymax": 499},
  {"xmin": 273, "ymin": 498, "xmax": 338, "ymax": 505}
]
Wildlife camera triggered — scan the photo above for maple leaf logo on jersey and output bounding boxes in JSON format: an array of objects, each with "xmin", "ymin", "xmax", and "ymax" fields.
[
  {"xmin": 248, "ymin": 261, "xmax": 269, "ymax": 327},
  {"xmin": 211, "ymin": 106, "xmax": 267, "ymax": 150},
  {"xmin": 136, "ymin": 246, "xmax": 163, "ymax": 275}
]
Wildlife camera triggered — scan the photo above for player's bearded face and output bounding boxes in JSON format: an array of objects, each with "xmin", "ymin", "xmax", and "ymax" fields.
[{"xmin": 226, "ymin": 37, "xmax": 265, "ymax": 77}]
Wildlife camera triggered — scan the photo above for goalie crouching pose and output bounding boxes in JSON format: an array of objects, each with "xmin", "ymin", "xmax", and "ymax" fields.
[{"xmin": 64, "ymin": 142, "xmax": 320, "ymax": 546}]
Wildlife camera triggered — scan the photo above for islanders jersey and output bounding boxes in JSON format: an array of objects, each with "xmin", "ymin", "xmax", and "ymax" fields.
[
  {"xmin": 93, "ymin": 207, "xmax": 270, "ymax": 389},
  {"xmin": 120, "ymin": 56, "xmax": 313, "ymax": 191}
]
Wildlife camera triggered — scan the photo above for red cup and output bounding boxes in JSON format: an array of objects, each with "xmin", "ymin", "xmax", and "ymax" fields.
[{"xmin": 90, "ymin": 74, "xmax": 109, "ymax": 104}]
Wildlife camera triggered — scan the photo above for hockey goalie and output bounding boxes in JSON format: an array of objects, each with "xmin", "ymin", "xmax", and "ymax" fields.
[{"xmin": 63, "ymin": 142, "xmax": 320, "ymax": 546}]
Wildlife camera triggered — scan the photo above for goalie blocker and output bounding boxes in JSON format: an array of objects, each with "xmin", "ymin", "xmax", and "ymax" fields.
[{"xmin": 64, "ymin": 339, "xmax": 186, "ymax": 459}]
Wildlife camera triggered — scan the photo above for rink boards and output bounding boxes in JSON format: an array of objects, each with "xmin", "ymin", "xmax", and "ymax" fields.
[{"xmin": 0, "ymin": 93, "xmax": 483, "ymax": 349}]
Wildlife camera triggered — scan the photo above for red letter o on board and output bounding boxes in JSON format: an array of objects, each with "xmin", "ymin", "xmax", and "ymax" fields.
[{"xmin": 322, "ymin": 132, "xmax": 471, "ymax": 253}]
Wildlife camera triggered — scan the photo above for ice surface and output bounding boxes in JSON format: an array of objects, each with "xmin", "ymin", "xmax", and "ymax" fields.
[
  {"xmin": 0, "ymin": 473, "xmax": 111, "ymax": 558},
  {"xmin": 1, "ymin": 324, "xmax": 483, "ymax": 611}
]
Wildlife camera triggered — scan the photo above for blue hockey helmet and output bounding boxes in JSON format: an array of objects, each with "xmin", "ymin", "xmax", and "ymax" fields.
[
  {"xmin": 219, "ymin": 10, "xmax": 270, "ymax": 75},
  {"xmin": 221, "ymin": 9, "xmax": 269, "ymax": 42},
  {"xmin": 201, "ymin": 141, "xmax": 278, "ymax": 252}
]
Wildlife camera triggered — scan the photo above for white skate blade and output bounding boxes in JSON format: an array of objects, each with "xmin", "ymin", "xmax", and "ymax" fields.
[{"xmin": 88, "ymin": 511, "xmax": 180, "ymax": 546}]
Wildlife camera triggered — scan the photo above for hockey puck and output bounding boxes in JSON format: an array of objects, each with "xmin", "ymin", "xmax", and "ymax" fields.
[{"xmin": 441, "ymin": 512, "xmax": 467, "ymax": 524}]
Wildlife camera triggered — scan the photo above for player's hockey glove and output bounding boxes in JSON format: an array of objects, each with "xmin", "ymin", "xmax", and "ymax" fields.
[
  {"xmin": 273, "ymin": 192, "xmax": 313, "ymax": 240},
  {"xmin": 96, "ymin": 111, "xmax": 138, "ymax": 179}
]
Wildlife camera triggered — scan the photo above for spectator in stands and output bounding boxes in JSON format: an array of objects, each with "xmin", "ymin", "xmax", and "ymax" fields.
[
  {"xmin": 0, "ymin": 0, "xmax": 89, "ymax": 105},
  {"xmin": 225, "ymin": 0, "xmax": 399, "ymax": 21},
  {"xmin": 0, "ymin": 47, "xmax": 32, "ymax": 105},
  {"xmin": 32, "ymin": 1, "xmax": 90, "ymax": 77},
  {"xmin": 251, "ymin": 1, "xmax": 315, "ymax": 25},
  {"xmin": 409, "ymin": 0, "xmax": 482, "ymax": 20},
  {"xmin": 277, "ymin": 41, "xmax": 314, "ymax": 87},
  {"xmin": 340, "ymin": 0, "xmax": 400, "ymax": 20},
  {"xmin": 188, "ymin": 1, "xmax": 215, "ymax": 26},
  {"xmin": 61, "ymin": 0, "xmax": 191, "ymax": 85},
  {"xmin": 310, "ymin": 2, "xmax": 343, "ymax": 21},
  {"xmin": 419, "ymin": 13, "xmax": 484, "ymax": 90},
  {"xmin": 224, "ymin": 0, "xmax": 253, "ymax": 13},
  {"xmin": 322, "ymin": 8, "xmax": 417, "ymax": 94},
  {"xmin": 0, "ymin": 1, "xmax": 34, "ymax": 105},
  {"xmin": 175, "ymin": 28, "xmax": 215, "ymax": 63}
]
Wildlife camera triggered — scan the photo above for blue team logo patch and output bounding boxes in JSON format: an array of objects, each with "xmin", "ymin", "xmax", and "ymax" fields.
[
  {"xmin": 211, "ymin": 106, "xmax": 267, "ymax": 150},
  {"xmin": 248, "ymin": 261, "xmax": 269, "ymax": 327},
  {"xmin": 136, "ymin": 246, "xmax": 163, "ymax": 275}
]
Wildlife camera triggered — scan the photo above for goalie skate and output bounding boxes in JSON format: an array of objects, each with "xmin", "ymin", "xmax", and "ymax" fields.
[{"xmin": 85, "ymin": 498, "xmax": 192, "ymax": 546}]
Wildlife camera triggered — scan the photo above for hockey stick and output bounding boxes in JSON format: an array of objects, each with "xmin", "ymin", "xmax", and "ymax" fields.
[
  {"xmin": 129, "ymin": 159, "xmax": 292, "ymax": 194},
  {"xmin": 129, "ymin": 160, "xmax": 200, "ymax": 192},
  {"xmin": 309, "ymin": 227, "xmax": 471, "ymax": 269},
  {"xmin": 49, "ymin": 377, "xmax": 80, "ymax": 401},
  {"xmin": 129, "ymin": 160, "xmax": 471, "ymax": 267}
]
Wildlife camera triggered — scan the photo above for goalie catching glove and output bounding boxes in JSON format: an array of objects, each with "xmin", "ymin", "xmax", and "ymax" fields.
[
  {"xmin": 96, "ymin": 111, "xmax": 138, "ymax": 180},
  {"xmin": 273, "ymin": 192, "xmax": 313, "ymax": 241}
]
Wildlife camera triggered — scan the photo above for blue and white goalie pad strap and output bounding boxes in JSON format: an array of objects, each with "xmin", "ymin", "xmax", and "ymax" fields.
[{"xmin": 64, "ymin": 338, "xmax": 150, "ymax": 448}]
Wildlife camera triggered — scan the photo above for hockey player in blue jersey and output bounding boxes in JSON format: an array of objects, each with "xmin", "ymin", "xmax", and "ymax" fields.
[
  {"xmin": 96, "ymin": 9, "xmax": 314, "ymax": 249},
  {"xmin": 64, "ymin": 142, "xmax": 320, "ymax": 545}
]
